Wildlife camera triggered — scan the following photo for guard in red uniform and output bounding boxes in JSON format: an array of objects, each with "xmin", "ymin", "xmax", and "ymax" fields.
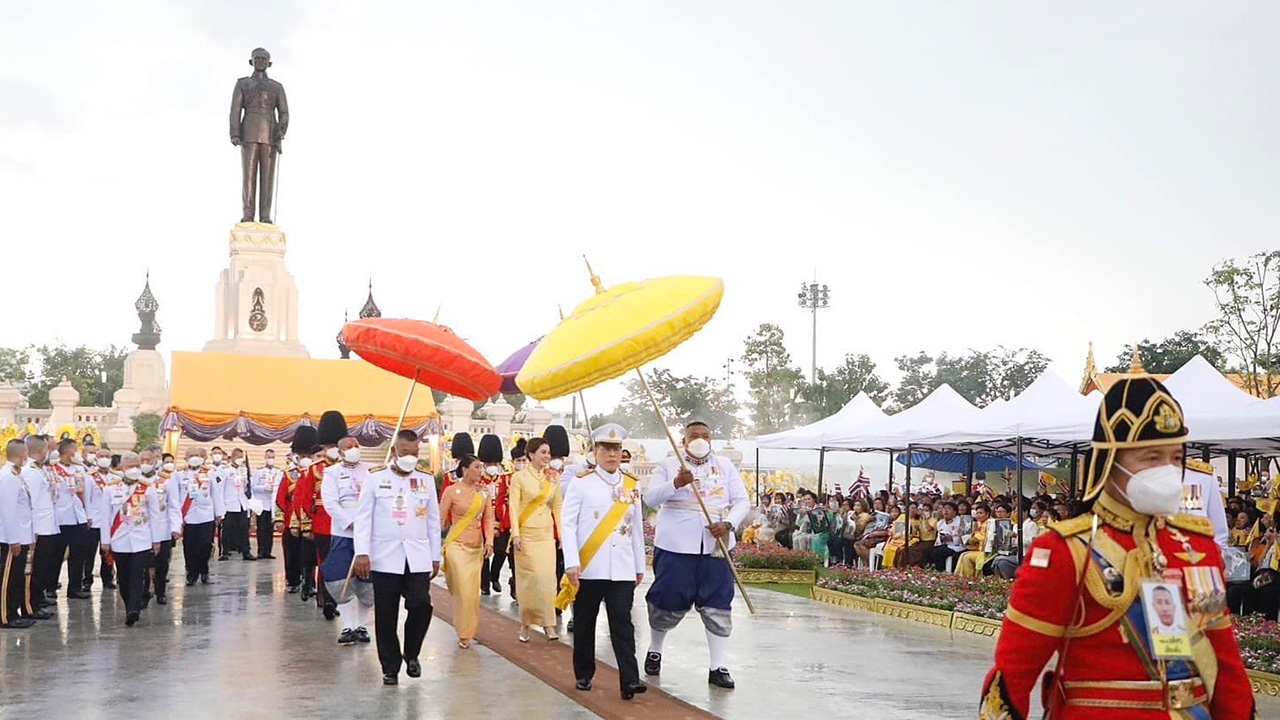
[
  {"xmin": 275, "ymin": 426, "xmax": 316, "ymax": 595},
  {"xmin": 979, "ymin": 376, "xmax": 1258, "ymax": 719},
  {"xmin": 477, "ymin": 434, "xmax": 507, "ymax": 596},
  {"xmin": 294, "ymin": 410, "xmax": 345, "ymax": 619}
]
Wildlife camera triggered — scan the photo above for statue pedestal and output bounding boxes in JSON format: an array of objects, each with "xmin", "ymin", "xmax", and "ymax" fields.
[
  {"xmin": 122, "ymin": 349, "xmax": 168, "ymax": 415},
  {"xmin": 203, "ymin": 222, "xmax": 309, "ymax": 358}
]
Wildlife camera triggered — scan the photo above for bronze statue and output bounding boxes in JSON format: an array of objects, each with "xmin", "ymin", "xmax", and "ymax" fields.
[{"xmin": 230, "ymin": 48, "xmax": 289, "ymax": 224}]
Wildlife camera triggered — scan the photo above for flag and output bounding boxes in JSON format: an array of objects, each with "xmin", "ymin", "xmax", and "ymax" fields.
[
  {"xmin": 850, "ymin": 467, "xmax": 870, "ymax": 500},
  {"xmin": 1038, "ymin": 472, "xmax": 1056, "ymax": 494}
]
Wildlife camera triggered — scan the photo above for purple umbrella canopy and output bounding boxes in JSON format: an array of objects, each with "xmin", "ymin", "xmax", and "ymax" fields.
[{"xmin": 496, "ymin": 338, "xmax": 541, "ymax": 394}]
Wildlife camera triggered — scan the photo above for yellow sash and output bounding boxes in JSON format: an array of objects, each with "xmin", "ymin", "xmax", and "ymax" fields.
[
  {"xmin": 517, "ymin": 473, "xmax": 555, "ymax": 529},
  {"xmin": 555, "ymin": 475, "xmax": 637, "ymax": 611},
  {"xmin": 441, "ymin": 490, "xmax": 486, "ymax": 571}
]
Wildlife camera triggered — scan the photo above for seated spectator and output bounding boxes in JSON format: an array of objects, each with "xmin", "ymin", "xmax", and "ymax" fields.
[
  {"xmin": 956, "ymin": 503, "xmax": 992, "ymax": 577},
  {"xmin": 927, "ymin": 501, "xmax": 965, "ymax": 571}
]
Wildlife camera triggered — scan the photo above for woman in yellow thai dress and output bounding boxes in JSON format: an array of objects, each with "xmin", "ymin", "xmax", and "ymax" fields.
[
  {"xmin": 508, "ymin": 437, "xmax": 563, "ymax": 642},
  {"xmin": 440, "ymin": 454, "xmax": 495, "ymax": 649},
  {"xmin": 956, "ymin": 502, "xmax": 991, "ymax": 577}
]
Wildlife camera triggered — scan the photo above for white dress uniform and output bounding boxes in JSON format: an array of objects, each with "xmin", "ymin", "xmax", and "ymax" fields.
[
  {"xmin": 170, "ymin": 467, "xmax": 224, "ymax": 584},
  {"xmin": 86, "ymin": 470, "xmax": 116, "ymax": 537},
  {"xmin": 645, "ymin": 454, "xmax": 751, "ymax": 555},
  {"xmin": 21, "ymin": 463, "xmax": 59, "ymax": 539},
  {"xmin": 49, "ymin": 462, "xmax": 89, "ymax": 527},
  {"xmin": 105, "ymin": 480, "xmax": 163, "ymax": 617},
  {"xmin": 251, "ymin": 466, "xmax": 283, "ymax": 512},
  {"xmin": 562, "ymin": 467, "xmax": 646, "ymax": 581},
  {"xmin": 323, "ymin": 461, "xmax": 371, "ymax": 540},
  {"xmin": 222, "ymin": 463, "xmax": 250, "ymax": 514},
  {"xmin": 1, "ymin": 461, "xmax": 34, "ymax": 626},
  {"xmin": 1182, "ymin": 461, "xmax": 1230, "ymax": 552}
]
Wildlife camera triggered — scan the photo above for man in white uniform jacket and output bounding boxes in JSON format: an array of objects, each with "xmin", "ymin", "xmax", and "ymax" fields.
[
  {"xmin": 562, "ymin": 423, "xmax": 647, "ymax": 700},
  {"xmin": 643, "ymin": 421, "xmax": 750, "ymax": 690},
  {"xmin": 0, "ymin": 439, "xmax": 37, "ymax": 628},
  {"xmin": 353, "ymin": 430, "xmax": 441, "ymax": 686},
  {"xmin": 1182, "ymin": 458, "xmax": 1230, "ymax": 552},
  {"xmin": 104, "ymin": 453, "xmax": 162, "ymax": 627},
  {"xmin": 323, "ymin": 434, "xmax": 373, "ymax": 645}
]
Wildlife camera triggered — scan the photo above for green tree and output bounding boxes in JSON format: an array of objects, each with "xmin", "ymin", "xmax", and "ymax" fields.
[
  {"xmin": 132, "ymin": 413, "xmax": 162, "ymax": 452},
  {"xmin": 27, "ymin": 344, "xmax": 128, "ymax": 409},
  {"xmin": 889, "ymin": 352, "xmax": 935, "ymax": 412},
  {"xmin": 889, "ymin": 347, "xmax": 1050, "ymax": 410},
  {"xmin": 989, "ymin": 347, "xmax": 1051, "ymax": 402},
  {"xmin": 593, "ymin": 369, "xmax": 741, "ymax": 438},
  {"xmin": 1203, "ymin": 251, "xmax": 1280, "ymax": 397},
  {"xmin": 802, "ymin": 353, "xmax": 890, "ymax": 418},
  {"xmin": 0, "ymin": 347, "xmax": 32, "ymax": 388},
  {"xmin": 740, "ymin": 324, "xmax": 806, "ymax": 434},
  {"xmin": 1104, "ymin": 331, "xmax": 1226, "ymax": 374}
]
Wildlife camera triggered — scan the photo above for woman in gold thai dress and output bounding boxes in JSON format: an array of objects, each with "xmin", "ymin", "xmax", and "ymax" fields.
[
  {"xmin": 508, "ymin": 437, "xmax": 563, "ymax": 642},
  {"xmin": 439, "ymin": 454, "xmax": 495, "ymax": 649}
]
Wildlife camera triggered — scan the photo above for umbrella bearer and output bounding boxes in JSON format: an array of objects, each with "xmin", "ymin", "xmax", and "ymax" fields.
[
  {"xmin": 476, "ymin": 434, "xmax": 506, "ymax": 596},
  {"xmin": 275, "ymin": 427, "xmax": 317, "ymax": 595},
  {"xmin": 296, "ymin": 410, "xmax": 346, "ymax": 620},
  {"xmin": 321, "ymin": 425, "xmax": 374, "ymax": 645},
  {"xmin": 643, "ymin": 421, "xmax": 751, "ymax": 690}
]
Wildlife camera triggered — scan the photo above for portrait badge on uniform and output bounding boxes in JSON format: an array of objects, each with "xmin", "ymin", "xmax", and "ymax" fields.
[
  {"xmin": 1029, "ymin": 547, "xmax": 1051, "ymax": 568},
  {"xmin": 1140, "ymin": 580, "xmax": 1193, "ymax": 658},
  {"xmin": 391, "ymin": 494, "xmax": 408, "ymax": 524}
]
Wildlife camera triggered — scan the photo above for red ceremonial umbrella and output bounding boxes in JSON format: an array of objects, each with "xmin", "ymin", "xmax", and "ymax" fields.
[{"xmin": 342, "ymin": 317, "xmax": 501, "ymax": 458}]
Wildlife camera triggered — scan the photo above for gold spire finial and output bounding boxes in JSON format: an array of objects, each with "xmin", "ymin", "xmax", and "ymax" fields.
[
  {"xmin": 432, "ymin": 305, "xmax": 441, "ymax": 324},
  {"xmin": 583, "ymin": 256, "xmax": 605, "ymax": 294},
  {"xmin": 1129, "ymin": 344, "xmax": 1146, "ymax": 375},
  {"xmin": 1080, "ymin": 341, "xmax": 1098, "ymax": 394},
  {"xmin": 557, "ymin": 305, "xmax": 565, "ymax": 321}
]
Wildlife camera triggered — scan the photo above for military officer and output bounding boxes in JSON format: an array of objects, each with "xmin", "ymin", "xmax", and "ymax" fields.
[
  {"xmin": 276, "ymin": 427, "xmax": 318, "ymax": 594},
  {"xmin": 229, "ymin": 47, "xmax": 289, "ymax": 223},
  {"xmin": 979, "ymin": 376, "xmax": 1257, "ymax": 719},
  {"xmin": 0, "ymin": 439, "xmax": 36, "ymax": 628},
  {"xmin": 322, "ymin": 432, "xmax": 373, "ymax": 645},
  {"xmin": 251, "ymin": 448, "xmax": 283, "ymax": 560},
  {"xmin": 297, "ymin": 410, "xmax": 347, "ymax": 619},
  {"xmin": 49, "ymin": 438, "xmax": 91, "ymax": 600},
  {"xmin": 220, "ymin": 448, "xmax": 254, "ymax": 561},
  {"xmin": 561, "ymin": 424, "xmax": 648, "ymax": 700},
  {"xmin": 23, "ymin": 436, "xmax": 60, "ymax": 608},
  {"xmin": 352, "ymin": 430, "xmax": 441, "ymax": 686},
  {"xmin": 1180, "ymin": 457, "xmax": 1230, "ymax": 552},
  {"xmin": 643, "ymin": 421, "xmax": 750, "ymax": 690},
  {"xmin": 104, "ymin": 453, "xmax": 162, "ymax": 627},
  {"xmin": 171, "ymin": 447, "xmax": 224, "ymax": 586},
  {"xmin": 141, "ymin": 448, "xmax": 176, "ymax": 605},
  {"xmin": 83, "ymin": 443, "xmax": 117, "ymax": 592}
]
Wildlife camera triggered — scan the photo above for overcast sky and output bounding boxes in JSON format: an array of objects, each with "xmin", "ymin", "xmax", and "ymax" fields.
[{"xmin": 3, "ymin": 2, "xmax": 1278, "ymax": 419}]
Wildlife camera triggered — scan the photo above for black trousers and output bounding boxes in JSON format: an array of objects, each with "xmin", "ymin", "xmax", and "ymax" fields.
[
  {"xmin": 115, "ymin": 550, "xmax": 150, "ymax": 614},
  {"xmin": 0, "ymin": 543, "xmax": 26, "ymax": 624},
  {"xmin": 301, "ymin": 535, "xmax": 318, "ymax": 591},
  {"xmin": 145, "ymin": 540, "xmax": 173, "ymax": 598},
  {"xmin": 33, "ymin": 534, "xmax": 60, "ymax": 596},
  {"xmin": 57, "ymin": 523, "xmax": 89, "ymax": 592},
  {"xmin": 222, "ymin": 510, "xmax": 251, "ymax": 557},
  {"xmin": 371, "ymin": 566, "xmax": 434, "ymax": 675},
  {"xmin": 82, "ymin": 528, "xmax": 100, "ymax": 588},
  {"xmin": 928, "ymin": 545, "xmax": 963, "ymax": 572},
  {"xmin": 183, "ymin": 522, "xmax": 215, "ymax": 580},
  {"xmin": 255, "ymin": 511, "xmax": 274, "ymax": 557},
  {"xmin": 314, "ymin": 534, "xmax": 335, "ymax": 609},
  {"xmin": 489, "ymin": 531, "xmax": 515, "ymax": 588},
  {"xmin": 572, "ymin": 579, "xmax": 639, "ymax": 688},
  {"xmin": 283, "ymin": 531, "xmax": 303, "ymax": 587}
]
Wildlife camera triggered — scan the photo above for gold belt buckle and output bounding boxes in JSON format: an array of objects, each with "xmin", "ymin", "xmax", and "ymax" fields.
[{"xmin": 1167, "ymin": 679, "xmax": 1198, "ymax": 710}]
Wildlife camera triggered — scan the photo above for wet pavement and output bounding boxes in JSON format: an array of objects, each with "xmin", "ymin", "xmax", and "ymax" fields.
[{"xmin": 3, "ymin": 556, "xmax": 1275, "ymax": 720}]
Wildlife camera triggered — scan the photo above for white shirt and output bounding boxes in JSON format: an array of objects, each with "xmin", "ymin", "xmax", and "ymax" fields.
[
  {"xmin": 322, "ymin": 461, "xmax": 370, "ymax": 539},
  {"xmin": 105, "ymin": 482, "xmax": 163, "ymax": 553},
  {"xmin": 562, "ymin": 468, "xmax": 646, "ymax": 581},
  {"xmin": 1019, "ymin": 518, "xmax": 1040, "ymax": 553},
  {"xmin": 172, "ymin": 468, "xmax": 225, "ymax": 526},
  {"xmin": 1181, "ymin": 468, "xmax": 1230, "ymax": 552},
  {"xmin": 49, "ymin": 462, "xmax": 89, "ymax": 526},
  {"xmin": 146, "ymin": 473, "xmax": 176, "ymax": 538},
  {"xmin": 219, "ymin": 463, "xmax": 250, "ymax": 513},
  {"xmin": 353, "ymin": 466, "xmax": 441, "ymax": 574},
  {"xmin": 0, "ymin": 461, "xmax": 33, "ymax": 544},
  {"xmin": 644, "ymin": 454, "xmax": 750, "ymax": 555},
  {"xmin": 251, "ymin": 466, "xmax": 283, "ymax": 511},
  {"xmin": 934, "ymin": 517, "xmax": 965, "ymax": 552},
  {"xmin": 21, "ymin": 463, "xmax": 59, "ymax": 537},
  {"xmin": 84, "ymin": 470, "xmax": 116, "ymax": 532}
]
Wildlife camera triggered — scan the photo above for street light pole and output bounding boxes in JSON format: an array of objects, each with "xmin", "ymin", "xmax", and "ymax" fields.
[{"xmin": 797, "ymin": 278, "xmax": 830, "ymax": 382}]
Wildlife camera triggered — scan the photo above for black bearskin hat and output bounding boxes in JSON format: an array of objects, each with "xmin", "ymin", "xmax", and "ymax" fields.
[
  {"xmin": 510, "ymin": 437, "xmax": 528, "ymax": 460},
  {"xmin": 291, "ymin": 425, "xmax": 318, "ymax": 456},
  {"xmin": 451, "ymin": 432, "xmax": 474, "ymax": 460},
  {"xmin": 542, "ymin": 425, "xmax": 570, "ymax": 459},
  {"xmin": 478, "ymin": 434, "xmax": 504, "ymax": 464},
  {"xmin": 317, "ymin": 410, "xmax": 349, "ymax": 446},
  {"xmin": 1084, "ymin": 375, "xmax": 1188, "ymax": 502}
]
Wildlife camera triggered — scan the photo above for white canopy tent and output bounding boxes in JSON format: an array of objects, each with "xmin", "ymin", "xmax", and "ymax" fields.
[
  {"xmin": 826, "ymin": 384, "xmax": 981, "ymax": 451},
  {"xmin": 756, "ymin": 392, "xmax": 888, "ymax": 450}
]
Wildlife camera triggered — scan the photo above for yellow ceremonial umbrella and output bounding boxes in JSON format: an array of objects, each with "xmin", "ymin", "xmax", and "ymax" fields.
[{"xmin": 517, "ymin": 260, "xmax": 756, "ymax": 613}]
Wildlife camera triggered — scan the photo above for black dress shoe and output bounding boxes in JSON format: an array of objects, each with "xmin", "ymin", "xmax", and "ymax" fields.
[
  {"xmin": 481, "ymin": 586, "xmax": 491, "ymax": 596},
  {"xmin": 242, "ymin": 555, "xmax": 257, "ymax": 561},
  {"xmin": 103, "ymin": 582, "xmax": 117, "ymax": 589},
  {"xmin": 261, "ymin": 554, "xmax": 276, "ymax": 559},
  {"xmin": 156, "ymin": 595, "xmax": 167, "ymax": 606},
  {"xmin": 125, "ymin": 612, "xmax": 140, "ymax": 627},
  {"xmin": 185, "ymin": 577, "xmax": 197, "ymax": 587},
  {"xmin": 218, "ymin": 555, "xmax": 228, "ymax": 561},
  {"xmin": 644, "ymin": 652, "xmax": 662, "ymax": 676},
  {"xmin": 0, "ymin": 618, "xmax": 36, "ymax": 629},
  {"xmin": 405, "ymin": 659, "xmax": 421, "ymax": 678},
  {"xmin": 356, "ymin": 627, "xmax": 371, "ymax": 643},
  {"xmin": 200, "ymin": 574, "xmax": 209, "ymax": 584},
  {"xmin": 68, "ymin": 590, "xmax": 91, "ymax": 600},
  {"xmin": 708, "ymin": 668, "xmax": 736, "ymax": 689},
  {"xmin": 491, "ymin": 581, "xmax": 502, "ymax": 593},
  {"xmin": 338, "ymin": 629, "xmax": 356, "ymax": 645},
  {"xmin": 575, "ymin": 679, "xmax": 592, "ymax": 692},
  {"xmin": 382, "ymin": 673, "xmax": 398, "ymax": 686},
  {"xmin": 287, "ymin": 585, "xmax": 300, "ymax": 594},
  {"xmin": 323, "ymin": 605, "xmax": 337, "ymax": 621},
  {"xmin": 621, "ymin": 682, "xmax": 647, "ymax": 700},
  {"xmin": 22, "ymin": 610, "xmax": 53, "ymax": 620}
]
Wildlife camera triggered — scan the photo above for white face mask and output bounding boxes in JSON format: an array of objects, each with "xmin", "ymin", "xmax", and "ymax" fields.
[
  {"xmin": 140, "ymin": 463, "xmax": 155, "ymax": 475},
  {"xmin": 163, "ymin": 462, "xmax": 176, "ymax": 473},
  {"xmin": 325, "ymin": 447, "xmax": 341, "ymax": 462},
  {"xmin": 1116, "ymin": 463, "xmax": 1184, "ymax": 517},
  {"xmin": 298, "ymin": 457, "xmax": 313, "ymax": 470},
  {"xmin": 188, "ymin": 457, "xmax": 204, "ymax": 469},
  {"xmin": 484, "ymin": 464, "xmax": 501, "ymax": 477},
  {"xmin": 549, "ymin": 458, "xmax": 564, "ymax": 471},
  {"xmin": 96, "ymin": 457, "xmax": 111, "ymax": 469},
  {"xmin": 686, "ymin": 438, "xmax": 712, "ymax": 459},
  {"xmin": 514, "ymin": 461, "xmax": 527, "ymax": 472},
  {"xmin": 233, "ymin": 457, "xmax": 244, "ymax": 466},
  {"xmin": 395, "ymin": 455, "xmax": 418, "ymax": 473},
  {"xmin": 265, "ymin": 457, "xmax": 275, "ymax": 467},
  {"xmin": 343, "ymin": 448, "xmax": 362, "ymax": 464},
  {"xmin": 211, "ymin": 453, "xmax": 224, "ymax": 463},
  {"xmin": 123, "ymin": 467, "xmax": 142, "ymax": 482},
  {"xmin": 73, "ymin": 453, "xmax": 84, "ymax": 465}
]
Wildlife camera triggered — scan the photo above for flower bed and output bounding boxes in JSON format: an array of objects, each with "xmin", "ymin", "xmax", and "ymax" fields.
[
  {"xmin": 819, "ymin": 566, "xmax": 1009, "ymax": 620},
  {"xmin": 1237, "ymin": 616, "xmax": 1280, "ymax": 676},
  {"xmin": 731, "ymin": 544, "xmax": 824, "ymax": 572}
]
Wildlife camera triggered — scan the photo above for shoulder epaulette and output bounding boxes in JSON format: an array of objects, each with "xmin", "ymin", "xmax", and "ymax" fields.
[
  {"xmin": 1166, "ymin": 513, "xmax": 1214, "ymax": 537},
  {"xmin": 1049, "ymin": 514, "xmax": 1093, "ymax": 538},
  {"xmin": 369, "ymin": 464, "xmax": 387, "ymax": 473},
  {"xmin": 576, "ymin": 468, "xmax": 595, "ymax": 478},
  {"xmin": 1185, "ymin": 458, "xmax": 1214, "ymax": 475},
  {"xmin": 621, "ymin": 471, "xmax": 639, "ymax": 483}
]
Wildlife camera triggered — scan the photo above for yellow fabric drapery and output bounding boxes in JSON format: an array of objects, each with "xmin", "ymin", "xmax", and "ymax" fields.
[{"xmin": 167, "ymin": 351, "xmax": 438, "ymax": 426}]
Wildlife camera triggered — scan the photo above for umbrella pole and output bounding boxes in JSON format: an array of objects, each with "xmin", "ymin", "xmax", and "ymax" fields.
[{"xmin": 635, "ymin": 369, "xmax": 755, "ymax": 614}]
